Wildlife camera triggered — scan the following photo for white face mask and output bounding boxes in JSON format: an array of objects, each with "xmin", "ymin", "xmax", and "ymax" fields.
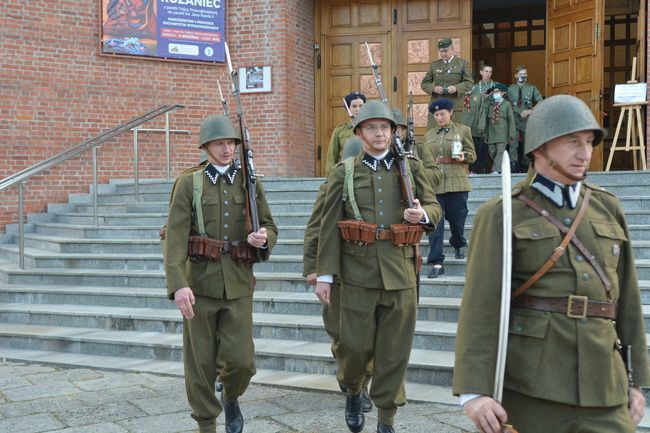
[
  {"xmin": 493, "ymin": 93, "xmax": 503, "ymax": 102},
  {"xmin": 517, "ymin": 75, "xmax": 527, "ymax": 84}
]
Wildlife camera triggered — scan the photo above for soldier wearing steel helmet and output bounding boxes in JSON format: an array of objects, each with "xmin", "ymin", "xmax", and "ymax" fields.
[
  {"xmin": 315, "ymin": 101, "xmax": 441, "ymax": 433},
  {"xmin": 453, "ymin": 95, "xmax": 649, "ymax": 433},
  {"xmin": 164, "ymin": 115, "xmax": 277, "ymax": 433}
]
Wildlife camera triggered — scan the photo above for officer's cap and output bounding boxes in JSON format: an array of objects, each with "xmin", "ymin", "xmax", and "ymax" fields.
[
  {"xmin": 344, "ymin": 91, "xmax": 367, "ymax": 107},
  {"xmin": 438, "ymin": 38, "xmax": 453, "ymax": 49},
  {"xmin": 428, "ymin": 98, "xmax": 454, "ymax": 114}
]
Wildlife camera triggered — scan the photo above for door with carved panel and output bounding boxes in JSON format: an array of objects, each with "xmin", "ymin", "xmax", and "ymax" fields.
[
  {"xmin": 315, "ymin": 0, "xmax": 472, "ymax": 175},
  {"xmin": 547, "ymin": 0, "xmax": 604, "ymax": 169}
]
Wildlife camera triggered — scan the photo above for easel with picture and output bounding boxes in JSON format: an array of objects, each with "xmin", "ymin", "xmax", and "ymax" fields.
[{"xmin": 605, "ymin": 57, "xmax": 647, "ymax": 171}]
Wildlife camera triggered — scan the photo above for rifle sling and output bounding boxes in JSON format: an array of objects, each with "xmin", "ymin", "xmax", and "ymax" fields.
[{"xmin": 512, "ymin": 188, "xmax": 612, "ymax": 301}]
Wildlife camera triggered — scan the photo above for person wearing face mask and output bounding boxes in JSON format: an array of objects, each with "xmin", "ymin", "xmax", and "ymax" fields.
[
  {"xmin": 463, "ymin": 64, "xmax": 495, "ymax": 175},
  {"xmin": 507, "ymin": 65, "xmax": 543, "ymax": 173},
  {"xmin": 477, "ymin": 83, "xmax": 516, "ymax": 175},
  {"xmin": 326, "ymin": 91, "xmax": 367, "ymax": 175}
]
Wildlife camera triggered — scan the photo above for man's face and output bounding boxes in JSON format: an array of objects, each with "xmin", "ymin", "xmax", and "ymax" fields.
[
  {"xmin": 515, "ymin": 69, "xmax": 528, "ymax": 83},
  {"xmin": 356, "ymin": 119, "xmax": 393, "ymax": 155},
  {"xmin": 433, "ymin": 109, "xmax": 452, "ymax": 127},
  {"xmin": 480, "ymin": 66, "xmax": 493, "ymax": 81},
  {"xmin": 532, "ymin": 130, "xmax": 595, "ymax": 184},
  {"xmin": 349, "ymin": 98, "xmax": 365, "ymax": 117},
  {"xmin": 438, "ymin": 47, "xmax": 453, "ymax": 61},
  {"xmin": 204, "ymin": 138, "xmax": 237, "ymax": 166}
]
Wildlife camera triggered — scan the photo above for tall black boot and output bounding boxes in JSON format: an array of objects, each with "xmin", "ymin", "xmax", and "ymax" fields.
[
  {"xmin": 345, "ymin": 393, "xmax": 365, "ymax": 433},
  {"xmin": 220, "ymin": 393, "xmax": 244, "ymax": 433}
]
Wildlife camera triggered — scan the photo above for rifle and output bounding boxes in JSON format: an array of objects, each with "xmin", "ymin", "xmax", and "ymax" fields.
[
  {"xmin": 217, "ymin": 79, "xmax": 229, "ymax": 116},
  {"xmin": 364, "ymin": 41, "xmax": 414, "ymax": 208},
  {"xmin": 342, "ymin": 97, "xmax": 354, "ymax": 126},
  {"xmin": 224, "ymin": 42, "xmax": 260, "ymax": 234},
  {"xmin": 406, "ymin": 92, "xmax": 415, "ymax": 154}
]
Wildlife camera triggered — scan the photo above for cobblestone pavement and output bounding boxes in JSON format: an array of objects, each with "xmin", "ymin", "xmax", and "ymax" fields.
[{"xmin": 0, "ymin": 360, "xmax": 476, "ymax": 433}]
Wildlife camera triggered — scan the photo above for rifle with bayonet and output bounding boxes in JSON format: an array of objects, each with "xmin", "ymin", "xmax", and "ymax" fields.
[
  {"xmin": 406, "ymin": 92, "xmax": 415, "ymax": 154},
  {"xmin": 217, "ymin": 80, "xmax": 229, "ymax": 116},
  {"xmin": 342, "ymin": 97, "xmax": 354, "ymax": 127},
  {"xmin": 224, "ymin": 42, "xmax": 260, "ymax": 235}
]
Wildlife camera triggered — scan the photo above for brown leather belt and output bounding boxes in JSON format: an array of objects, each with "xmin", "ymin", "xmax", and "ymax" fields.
[
  {"xmin": 376, "ymin": 228, "xmax": 393, "ymax": 240},
  {"xmin": 512, "ymin": 294, "xmax": 617, "ymax": 320},
  {"xmin": 436, "ymin": 156, "xmax": 464, "ymax": 165}
]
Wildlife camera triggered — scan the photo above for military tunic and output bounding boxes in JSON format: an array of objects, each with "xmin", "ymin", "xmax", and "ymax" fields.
[
  {"xmin": 507, "ymin": 82, "xmax": 543, "ymax": 169},
  {"xmin": 453, "ymin": 174, "xmax": 650, "ymax": 432},
  {"xmin": 165, "ymin": 163, "xmax": 278, "ymax": 424},
  {"xmin": 478, "ymin": 98, "xmax": 516, "ymax": 172},
  {"xmin": 463, "ymin": 81, "xmax": 494, "ymax": 174},
  {"xmin": 423, "ymin": 122, "xmax": 476, "ymax": 265},
  {"xmin": 420, "ymin": 57, "xmax": 474, "ymax": 127},
  {"xmin": 326, "ymin": 122, "xmax": 356, "ymax": 175},
  {"xmin": 317, "ymin": 152, "xmax": 441, "ymax": 421}
]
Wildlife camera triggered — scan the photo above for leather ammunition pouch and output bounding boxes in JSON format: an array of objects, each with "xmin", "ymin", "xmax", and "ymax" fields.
[
  {"xmin": 337, "ymin": 220, "xmax": 423, "ymax": 246},
  {"xmin": 188, "ymin": 236, "xmax": 259, "ymax": 264}
]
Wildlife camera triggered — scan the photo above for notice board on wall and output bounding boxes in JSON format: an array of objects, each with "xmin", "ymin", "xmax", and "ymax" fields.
[{"xmin": 100, "ymin": 0, "xmax": 225, "ymax": 63}]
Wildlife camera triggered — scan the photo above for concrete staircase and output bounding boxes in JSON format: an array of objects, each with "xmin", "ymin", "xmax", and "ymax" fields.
[{"xmin": 0, "ymin": 172, "xmax": 650, "ymax": 417}]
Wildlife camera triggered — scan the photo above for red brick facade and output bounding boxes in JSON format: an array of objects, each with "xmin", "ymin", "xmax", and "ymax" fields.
[{"xmin": 0, "ymin": 0, "xmax": 315, "ymax": 232}]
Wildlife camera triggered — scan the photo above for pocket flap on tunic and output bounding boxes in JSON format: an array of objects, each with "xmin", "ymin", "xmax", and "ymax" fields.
[
  {"xmin": 591, "ymin": 220, "xmax": 627, "ymax": 241},
  {"xmin": 513, "ymin": 220, "xmax": 558, "ymax": 241},
  {"xmin": 509, "ymin": 310, "xmax": 550, "ymax": 339}
]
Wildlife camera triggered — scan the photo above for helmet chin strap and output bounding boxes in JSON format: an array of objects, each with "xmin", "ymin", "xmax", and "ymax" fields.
[{"xmin": 542, "ymin": 151, "xmax": 587, "ymax": 183}]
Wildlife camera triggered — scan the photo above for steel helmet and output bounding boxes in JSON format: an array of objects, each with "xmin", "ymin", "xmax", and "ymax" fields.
[
  {"xmin": 391, "ymin": 108, "xmax": 408, "ymax": 128},
  {"xmin": 198, "ymin": 115, "xmax": 241, "ymax": 148},
  {"xmin": 341, "ymin": 137, "xmax": 363, "ymax": 160},
  {"xmin": 353, "ymin": 101, "xmax": 396, "ymax": 132},
  {"xmin": 524, "ymin": 94, "xmax": 605, "ymax": 155}
]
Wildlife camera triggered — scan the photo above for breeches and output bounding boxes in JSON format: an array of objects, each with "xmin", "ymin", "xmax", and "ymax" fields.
[{"xmin": 183, "ymin": 295, "xmax": 256, "ymax": 422}]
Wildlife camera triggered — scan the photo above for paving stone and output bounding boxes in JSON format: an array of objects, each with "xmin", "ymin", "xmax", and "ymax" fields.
[
  {"xmin": 76, "ymin": 386, "xmax": 159, "ymax": 406},
  {"xmin": 72, "ymin": 372, "xmax": 155, "ymax": 392},
  {"xmin": 240, "ymin": 418, "xmax": 295, "ymax": 433},
  {"xmin": 43, "ymin": 423, "xmax": 129, "ymax": 433},
  {"xmin": 116, "ymin": 412, "xmax": 197, "ymax": 433},
  {"xmin": 0, "ymin": 375, "xmax": 31, "ymax": 390},
  {"xmin": 0, "ymin": 413, "xmax": 64, "ymax": 433},
  {"xmin": 240, "ymin": 400, "xmax": 291, "ymax": 420},
  {"xmin": 129, "ymin": 394, "xmax": 190, "ymax": 416},
  {"xmin": 57, "ymin": 401, "xmax": 146, "ymax": 428},
  {"xmin": 30, "ymin": 368, "xmax": 103, "ymax": 385},
  {"xmin": 0, "ymin": 394, "xmax": 86, "ymax": 418},
  {"xmin": 270, "ymin": 409, "xmax": 354, "ymax": 433},
  {"xmin": 2, "ymin": 382, "xmax": 79, "ymax": 402}
]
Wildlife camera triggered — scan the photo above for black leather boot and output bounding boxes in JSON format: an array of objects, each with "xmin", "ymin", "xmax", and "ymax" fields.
[
  {"xmin": 220, "ymin": 393, "xmax": 244, "ymax": 433},
  {"xmin": 377, "ymin": 421, "xmax": 395, "ymax": 433},
  {"xmin": 345, "ymin": 393, "xmax": 365, "ymax": 433},
  {"xmin": 360, "ymin": 386, "xmax": 373, "ymax": 412}
]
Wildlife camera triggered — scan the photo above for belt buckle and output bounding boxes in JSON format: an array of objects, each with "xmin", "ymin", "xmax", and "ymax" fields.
[
  {"xmin": 567, "ymin": 295, "xmax": 588, "ymax": 319},
  {"xmin": 375, "ymin": 228, "xmax": 385, "ymax": 240}
]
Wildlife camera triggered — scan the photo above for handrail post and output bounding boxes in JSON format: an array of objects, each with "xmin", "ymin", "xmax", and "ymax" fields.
[
  {"xmin": 133, "ymin": 127, "xmax": 140, "ymax": 202},
  {"xmin": 92, "ymin": 146, "xmax": 99, "ymax": 226},
  {"xmin": 18, "ymin": 182, "xmax": 25, "ymax": 270},
  {"xmin": 165, "ymin": 112, "xmax": 171, "ymax": 180}
]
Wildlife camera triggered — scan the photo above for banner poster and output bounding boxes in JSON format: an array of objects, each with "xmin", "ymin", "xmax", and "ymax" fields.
[{"xmin": 101, "ymin": 0, "xmax": 225, "ymax": 63}]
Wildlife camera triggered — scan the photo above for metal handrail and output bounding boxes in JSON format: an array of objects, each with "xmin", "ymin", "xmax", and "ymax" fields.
[{"xmin": 0, "ymin": 104, "xmax": 185, "ymax": 269}]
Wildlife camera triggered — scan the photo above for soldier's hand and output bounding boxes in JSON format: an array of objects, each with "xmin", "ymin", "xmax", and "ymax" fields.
[
  {"xmin": 629, "ymin": 386, "xmax": 646, "ymax": 425},
  {"xmin": 315, "ymin": 281, "xmax": 331, "ymax": 305},
  {"xmin": 433, "ymin": 86, "xmax": 444, "ymax": 95},
  {"xmin": 247, "ymin": 227, "xmax": 268, "ymax": 248},
  {"xmin": 447, "ymin": 85, "xmax": 457, "ymax": 94},
  {"xmin": 455, "ymin": 151, "xmax": 466, "ymax": 162},
  {"xmin": 463, "ymin": 396, "xmax": 508, "ymax": 433},
  {"xmin": 174, "ymin": 287, "xmax": 195, "ymax": 320},
  {"xmin": 404, "ymin": 199, "xmax": 425, "ymax": 224},
  {"xmin": 521, "ymin": 109, "xmax": 532, "ymax": 119},
  {"xmin": 306, "ymin": 272, "xmax": 317, "ymax": 286}
]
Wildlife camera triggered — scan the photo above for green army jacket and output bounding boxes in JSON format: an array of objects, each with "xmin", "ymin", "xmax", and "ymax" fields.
[
  {"xmin": 165, "ymin": 165, "xmax": 278, "ymax": 300},
  {"xmin": 317, "ymin": 153, "xmax": 441, "ymax": 290},
  {"xmin": 462, "ymin": 80, "xmax": 494, "ymax": 136},
  {"xmin": 478, "ymin": 99, "xmax": 517, "ymax": 144},
  {"xmin": 421, "ymin": 57, "xmax": 473, "ymax": 124},
  {"xmin": 303, "ymin": 182, "xmax": 328, "ymax": 276},
  {"xmin": 423, "ymin": 121, "xmax": 476, "ymax": 194},
  {"xmin": 453, "ymin": 176, "xmax": 650, "ymax": 407},
  {"xmin": 506, "ymin": 83, "xmax": 543, "ymax": 131},
  {"xmin": 412, "ymin": 141, "xmax": 443, "ymax": 188},
  {"xmin": 326, "ymin": 122, "xmax": 356, "ymax": 175}
]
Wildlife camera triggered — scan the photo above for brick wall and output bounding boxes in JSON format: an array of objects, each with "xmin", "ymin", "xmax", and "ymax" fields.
[{"xmin": 0, "ymin": 0, "xmax": 315, "ymax": 232}]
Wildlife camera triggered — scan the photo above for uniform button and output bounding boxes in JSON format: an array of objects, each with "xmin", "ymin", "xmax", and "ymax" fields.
[
  {"xmin": 576, "ymin": 255, "xmax": 584, "ymax": 262},
  {"xmin": 379, "ymin": 224, "xmax": 385, "ymax": 229},
  {"xmin": 515, "ymin": 325, "xmax": 523, "ymax": 332},
  {"xmin": 378, "ymin": 199, "xmax": 384, "ymax": 205},
  {"xmin": 377, "ymin": 176, "xmax": 382, "ymax": 180},
  {"xmin": 224, "ymin": 212, "xmax": 229, "ymax": 217},
  {"xmin": 564, "ymin": 218, "xmax": 572, "ymax": 226},
  {"xmin": 582, "ymin": 273, "xmax": 589, "ymax": 281},
  {"xmin": 224, "ymin": 200, "xmax": 229, "ymax": 205},
  {"xmin": 224, "ymin": 190, "xmax": 228, "ymax": 194},
  {"xmin": 223, "ymin": 235, "xmax": 229, "ymax": 240},
  {"xmin": 224, "ymin": 224, "xmax": 229, "ymax": 228},
  {"xmin": 377, "ymin": 188, "xmax": 383, "ymax": 192},
  {"xmin": 531, "ymin": 232, "xmax": 538, "ymax": 238},
  {"xmin": 379, "ymin": 211, "xmax": 384, "ymax": 216}
]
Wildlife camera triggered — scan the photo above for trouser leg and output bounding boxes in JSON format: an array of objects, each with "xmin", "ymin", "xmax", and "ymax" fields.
[
  {"xmin": 322, "ymin": 282, "xmax": 341, "ymax": 358},
  {"xmin": 445, "ymin": 192, "xmax": 469, "ymax": 249},
  {"xmin": 492, "ymin": 142, "xmax": 507, "ymax": 171},
  {"xmin": 426, "ymin": 194, "xmax": 448, "ymax": 264}
]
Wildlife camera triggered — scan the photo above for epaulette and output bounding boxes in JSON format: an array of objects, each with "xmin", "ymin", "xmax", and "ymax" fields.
[
  {"xmin": 583, "ymin": 180, "xmax": 614, "ymax": 197},
  {"xmin": 181, "ymin": 161, "xmax": 208, "ymax": 175}
]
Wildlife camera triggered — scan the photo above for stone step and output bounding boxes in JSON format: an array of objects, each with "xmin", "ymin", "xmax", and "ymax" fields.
[
  {"xmin": 0, "ymin": 324, "xmax": 456, "ymax": 386},
  {"xmin": 23, "ymin": 234, "xmax": 164, "ymax": 254}
]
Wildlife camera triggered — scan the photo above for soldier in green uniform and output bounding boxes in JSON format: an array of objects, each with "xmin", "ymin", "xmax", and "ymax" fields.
[
  {"xmin": 506, "ymin": 65, "xmax": 543, "ymax": 172},
  {"xmin": 477, "ymin": 83, "xmax": 516, "ymax": 174},
  {"xmin": 391, "ymin": 107, "xmax": 442, "ymax": 188},
  {"xmin": 326, "ymin": 91, "xmax": 367, "ymax": 175},
  {"xmin": 315, "ymin": 101, "xmax": 441, "ymax": 433},
  {"xmin": 303, "ymin": 137, "xmax": 374, "ymax": 413},
  {"xmin": 463, "ymin": 64, "xmax": 494, "ymax": 174},
  {"xmin": 420, "ymin": 38, "xmax": 473, "ymax": 127},
  {"xmin": 453, "ymin": 95, "xmax": 649, "ymax": 433},
  {"xmin": 423, "ymin": 98, "xmax": 476, "ymax": 278},
  {"xmin": 165, "ymin": 115, "xmax": 278, "ymax": 433}
]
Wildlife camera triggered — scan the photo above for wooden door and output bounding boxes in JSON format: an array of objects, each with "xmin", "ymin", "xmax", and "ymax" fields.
[
  {"xmin": 315, "ymin": 0, "xmax": 472, "ymax": 175},
  {"xmin": 395, "ymin": 0, "xmax": 472, "ymax": 138},
  {"xmin": 547, "ymin": 0, "xmax": 605, "ymax": 170}
]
